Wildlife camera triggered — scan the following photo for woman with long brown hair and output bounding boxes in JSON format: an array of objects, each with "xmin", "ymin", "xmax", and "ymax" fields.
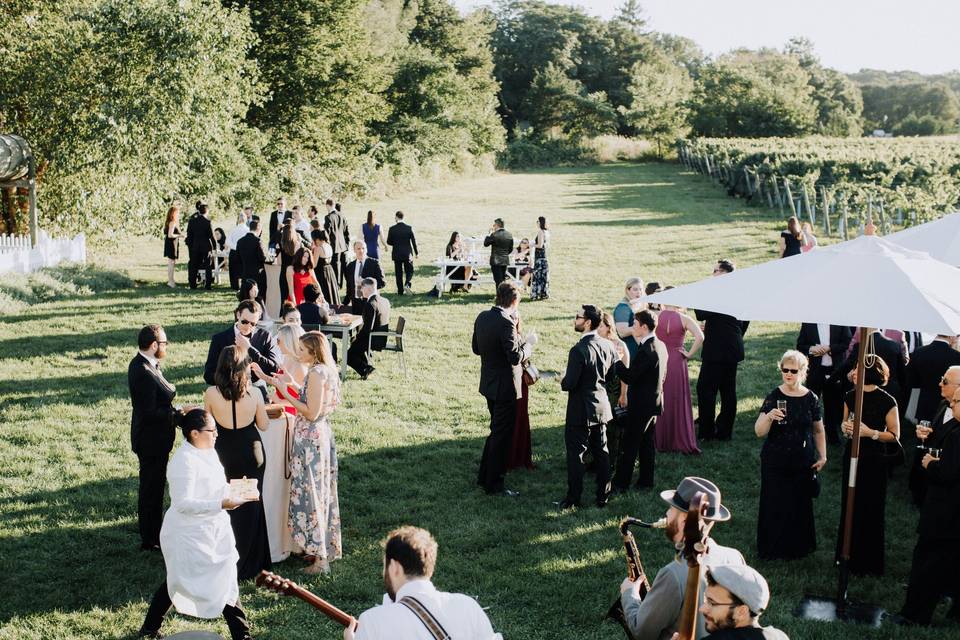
[
  {"xmin": 285, "ymin": 246, "xmax": 321, "ymax": 305},
  {"xmin": 279, "ymin": 221, "xmax": 301, "ymax": 303},
  {"xmin": 779, "ymin": 215, "xmax": 803, "ymax": 258},
  {"xmin": 203, "ymin": 346, "xmax": 271, "ymax": 580},
  {"xmin": 259, "ymin": 331, "xmax": 342, "ymax": 574},
  {"xmin": 163, "ymin": 205, "xmax": 182, "ymax": 288}
]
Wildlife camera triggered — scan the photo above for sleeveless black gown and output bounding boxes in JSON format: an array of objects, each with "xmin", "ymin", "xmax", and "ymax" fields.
[{"xmin": 215, "ymin": 399, "xmax": 271, "ymax": 580}]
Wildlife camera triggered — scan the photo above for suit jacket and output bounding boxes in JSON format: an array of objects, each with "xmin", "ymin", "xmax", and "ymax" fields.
[
  {"xmin": 344, "ymin": 257, "xmax": 387, "ymax": 306},
  {"xmin": 236, "ymin": 232, "xmax": 266, "ymax": 280},
  {"xmin": 694, "ymin": 309, "xmax": 749, "ymax": 364},
  {"xmin": 386, "ymin": 222, "xmax": 418, "ymax": 261},
  {"xmin": 560, "ymin": 333, "xmax": 617, "ymax": 427},
  {"xmin": 268, "ymin": 209, "xmax": 289, "ymax": 247},
  {"xmin": 907, "ymin": 340, "xmax": 960, "ymax": 422},
  {"xmin": 356, "ymin": 294, "xmax": 392, "ymax": 352},
  {"xmin": 324, "ymin": 211, "xmax": 350, "ymax": 254},
  {"xmin": 184, "ymin": 212, "xmax": 214, "ymax": 257},
  {"xmin": 918, "ymin": 418, "xmax": 960, "ymax": 540},
  {"xmin": 297, "ymin": 302, "xmax": 329, "ymax": 326},
  {"xmin": 617, "ymin": 335, "xmax": 667, "ymax": 416},
  {"xmin": 910, "ymin": 400, "xmax": 953, "ymax": 505},
  {"xmin": 203, "ymin": 326, "xmax": 281, "ymax": 386},
  {"xmin": 840, "ymin": 330, "xmax": 907, "ymax": 400},
  {"xmin": 796, "ymin": 323, "xmax": 853, "ymax": 387},
  {"xmin": 483, "ymin": 229, "xmax": 514, "ymax": 266},
  {"xmin": 472, "ymin": 306, "xmax": 530, "ymax": 401},
  {"xmin": 128, "ymin": 353, "xmax": 177, "ymax": 456}
]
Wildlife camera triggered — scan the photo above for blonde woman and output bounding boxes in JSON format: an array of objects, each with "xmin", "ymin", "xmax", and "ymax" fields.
[
  {"xmin": 801, "ymin": 221, "xmax": 818, "ymax": 253},
  {"xmin": 163, "ymin": 205, "xmax": 182, "ymax": 288},
  {"xmin": 754, "ymin": 350, "xmax": 827, "ymax": 560},
  {"xmin": 274, "ymin": 324, "xmax": 306, "ymax": 416},
  {"xmin": 260, "ymin": 332, "xmax": 341, "ymax": 574},
  {"xmin": 613, "ymin": 277, "xmax": 645, "ymax": 359}
]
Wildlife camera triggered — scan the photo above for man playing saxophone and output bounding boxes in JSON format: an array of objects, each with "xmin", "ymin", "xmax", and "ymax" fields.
[{"xmin": 619, "ymin": 477, "xmax": 744, "ymax": 640}]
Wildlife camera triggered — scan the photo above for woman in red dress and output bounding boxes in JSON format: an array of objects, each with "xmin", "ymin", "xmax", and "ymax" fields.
[
  {"xmin": 507, "ymin": 314, "xmax": 534, "ymax": 470},
  {"xmin": 286, "ymin": 247, "xmax": 320, "ymax": 305}
]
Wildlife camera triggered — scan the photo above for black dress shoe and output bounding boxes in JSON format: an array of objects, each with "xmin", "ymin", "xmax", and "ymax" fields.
[
  {"xmin": 139, "ymin": 543, "xmax": 161, "ymax": 552},
  {"xmin": 554, "ymin": 498, "xmax": 580, "ymax": 510},
  {"xmin": 596, "ymin": 495, "xmax": 610, "ymax": 508},
  {"xmin": 486, "ymin": 488, "xmax": 519, "ymax": 497}
]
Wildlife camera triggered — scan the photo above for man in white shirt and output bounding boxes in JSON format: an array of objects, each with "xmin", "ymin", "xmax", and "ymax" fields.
[
  {"xmin": 226, "ymin": 207, "xmax": 253, "ymax": 290},
  {"xmin": 344, "ymin": 526, "xmax": 502, "ymax": 640}
]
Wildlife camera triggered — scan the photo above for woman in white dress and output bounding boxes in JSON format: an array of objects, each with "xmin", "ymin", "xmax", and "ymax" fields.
[
  {"xmin": 139, "ymin": 409, "xmax": 256, "ymax": 640},
  {"xmin": 260, "ymin": 331, "xmax": 342, "ymax": 574}
]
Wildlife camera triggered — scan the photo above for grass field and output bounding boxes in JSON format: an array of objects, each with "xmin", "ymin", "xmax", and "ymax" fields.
[{"xmin": 0, "ymin": 162, "xmax": 937, "ymax": 639}]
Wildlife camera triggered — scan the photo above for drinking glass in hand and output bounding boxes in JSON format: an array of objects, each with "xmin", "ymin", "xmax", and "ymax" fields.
[
  {"xmin": 917, "ymin": 420, "xmax": 932, "ymax": 450},
  {"xmin": 845, "ymin": 413, "xmax": 856, "ymax": 439},
  {"xmin": 776, "ymin": 400, "xmax": 787, "ymax": 424}
]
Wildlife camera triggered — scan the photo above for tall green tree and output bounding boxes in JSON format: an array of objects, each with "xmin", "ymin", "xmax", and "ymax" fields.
[
  {"xmin": 619, "ymin": 51, "xmax": 693, "ymax": 156},
  {"xmin": 784, "ymin": 38, "xmax": 863, "ymax": 136}
]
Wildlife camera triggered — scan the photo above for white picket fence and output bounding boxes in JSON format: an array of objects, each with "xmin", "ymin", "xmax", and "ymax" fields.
[{"xmin": 0, "ymin": 231, "xmax": 86, "ymax": 274}]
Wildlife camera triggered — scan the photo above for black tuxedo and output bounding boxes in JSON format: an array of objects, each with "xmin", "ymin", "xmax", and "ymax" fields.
[
  {"xmin": 184, "ymin": 212, "xmax": 214, "ymax": 289},
  {"xmin": 236, "ymin": 232, "xmax": 267, "ymax": 303},
  {"xmin": 797, "ymin": 323, "xmax": 853, "ymax": 442},
  {"xmin": 561, "ymin": 333, "xmax": 617, "ymax": 504},
  {"xmin": 472, "ymin": 306, "xmax": 531, "ymax": 493},
  {"xmin": 483, "ymin": 228, "xmax": 514, "ymax": 286},
  {"xmin": 347, "ymin": 294, "xmax": 391, "ymax": 376},
  {"xmin": 203, "ymin": 326, "xmax": 281, "ymax": 387},
  {"xmin": 613, "ymin": 335, "xmax": 666, "ymax": 490},
  {"xmin": 902, "ymin": 418, "xmax": 960, "ymax": 624},
  {"xmin": 344, "ymin": 257, "xmax": 386, "ymax": 313},
  {"xmin": 907, "ymin": 340, "xmax": 960, "ymax": 423},
  {"xmin": 840, "ymin": 331, "xmax": 907, "ymax": 403},
  {"xmin": 694, "ymin": 309, "xmax": 749, "ymax": 440},
  {"xmin": 909, "ymin": 401, "xmax": 953, "ymax": 506},
  {"xmin": 128, "ymin": 353, "xmax": 177, "ymax": 548},
  {"xmin": 297, "ymin": 301, "xmax": 329, "ymax": 326},
  {"xmin": 324, "ymin": 210, "xmax": 350, "ymax": 286},
  {"xmin": 268, "ymin": 209, "xmax": 289, "ymax": 247},
  {"xmin": 386, "ymin": 221, "xmax": 418, "ymax": 294}
]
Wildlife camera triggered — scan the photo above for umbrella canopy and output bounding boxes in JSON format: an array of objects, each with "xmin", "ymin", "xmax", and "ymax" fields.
[
  {"xmin": 646, "ymin": 234, "xmax": 960, "ymax": 335},
  {"xmin": 884, "ymin": 211, "xmax": 960, "ymax": 266}
]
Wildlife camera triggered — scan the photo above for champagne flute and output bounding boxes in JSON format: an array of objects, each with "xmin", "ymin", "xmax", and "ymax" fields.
[
  {"xmin": 845, "ymin": 412, "xmax": 856, "ymax": 439},
  {"xmin": 776, "ymin": 400, "xmax": 787, "ymax": 424},
  {"xmin": 917, "ymin": 420, "xmax": 932, "ymax": 450}
]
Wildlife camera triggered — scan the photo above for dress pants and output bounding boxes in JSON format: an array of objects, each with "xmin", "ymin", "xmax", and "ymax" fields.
[
  {"xmin": 188, "ymin": 254, "xmax": 212, "ymax": 289},
  {"xmin": 696, "ymin": 361, "xmax": 739, "ymax": 440},
  {"xmin": 613, "ymin": 411, "xmax": 656, "ymax": 489},
  {"xmin": 491, "ymin": 264, "xmax": 507, "ymax": 287},
  {"xmin": 332, "ymin": 252, "xmax": 347, "ymax": 287},
  {"xmin": 808, "ymin": 372, "xmax": 843, "ymax": 444},
  {"xmin": 137, "ymin": 453, "xmax": 168, "ymax": 547},
  {"xmin": 141, "ymin": 582, "xmax": 251, "ymax": 640},
  {"xmin": 565, "ymin": 422, "xmax": 610, "ymax": 504},
  {"xmin": 228, "ymin": 250, "xmax": 242, "ymax": 290},
  {"xmin": 394, "ymin": 258, "xmax": 414, "ymax": 293},
  {"xmin": 347, "ymin": 340, "xmax": 373, "ymax": 376},
  {"xmin": 901, "ymin": 538, "xmax": 960, "ymax": 624},
  {"xmin": 478, "ymin": 387, "xmax": 516, "ymax": 493}
]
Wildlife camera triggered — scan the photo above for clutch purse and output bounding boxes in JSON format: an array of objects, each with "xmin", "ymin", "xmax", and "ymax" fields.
[{"xmin": 522, "ymin": 361, "xmax": 539, "ymax": 386}]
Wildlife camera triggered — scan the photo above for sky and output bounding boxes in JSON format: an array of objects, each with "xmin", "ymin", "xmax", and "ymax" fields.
[{"xmin": 453, "ymin": 0, "xmax": 959, "ymax": 75}]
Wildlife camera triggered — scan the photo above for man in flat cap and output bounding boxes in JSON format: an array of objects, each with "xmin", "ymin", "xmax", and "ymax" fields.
[
  {"xmin": 698, "ymin": 564, "xmax": 788, "ymax": 639},
  {"xmin": 620, "ymin": 477, "xmax": 745, "ymax": 640}
]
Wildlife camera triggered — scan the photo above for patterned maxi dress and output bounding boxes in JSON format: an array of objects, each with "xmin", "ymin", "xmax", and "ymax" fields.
[
  {"xmin": 530, "ymin": 231, "xmax": 550, "ymax": 299},
  {"xmin": 288, "ymin": 363, "xmax": 342, "ymax": 562}
]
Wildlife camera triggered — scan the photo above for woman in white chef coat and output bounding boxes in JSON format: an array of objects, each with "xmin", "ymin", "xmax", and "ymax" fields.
[{"xmin": 139, "ymin": 408, "xmax": 258, "ymax": 640}]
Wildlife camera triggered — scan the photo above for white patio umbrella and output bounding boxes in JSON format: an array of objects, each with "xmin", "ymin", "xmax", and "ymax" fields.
[
  {"xmin": 884, "ymin": 211, "xmax": 960, "ymax": 266},
  {"xmin": 646, "ymin": 234, "xmax": 960, "ymax": 625}
]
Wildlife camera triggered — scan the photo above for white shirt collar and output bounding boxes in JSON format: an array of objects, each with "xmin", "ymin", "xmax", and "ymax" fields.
[
  {"xmin": 637, "ymin": 333, "xmax": 654, "ymax": 344},
  {"xmin": 582, "ymin": 330, "xmax": 597, "ymax": 338},
  {"xmin": 138, "ymin": 350, "xmax": 159, "ymax": 368},
  {"xmin": 395, "ymin": 578, "xmax": 436, "ymax": 601}
]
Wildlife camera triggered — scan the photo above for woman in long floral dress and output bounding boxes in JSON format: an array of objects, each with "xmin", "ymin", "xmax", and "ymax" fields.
[{"xmin": 261, "ymin": 331, "xmax": 341, "ymax": 574}]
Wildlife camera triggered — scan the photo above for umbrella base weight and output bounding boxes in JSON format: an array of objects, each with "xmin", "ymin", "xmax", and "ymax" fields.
[{"xmin": 795, "ymin": 595, "xmax": 884, "ymax": 627}]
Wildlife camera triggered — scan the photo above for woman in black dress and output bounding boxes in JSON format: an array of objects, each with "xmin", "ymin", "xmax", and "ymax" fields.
[
  {"xmin": 163, "ymin": 205, "xmax": 181, "ymax": 288},
  {"xmin": 779, "ymin": 215, "xmax": 803, "ymax": 258},
  {"xmin": 310, "ymin": 229, "xmax": 340, "ymax": 307},
  {"xmin": 203, "ymin": 346, "xmax": 272, "ymax": 580},
  {"xmin": 445, "ymin": 231, "xmax": 471, "ymax": 292},
  {"xmin": 279, "ymin": 222, "xmax": 301, "ymax": 304},
  {"xmin": 755, "ymin": 350, "xmax": 828, "ymax": 560},
  {"xmin": 838, "ymin": 357, "xmax": 900, "ymax": 576}
]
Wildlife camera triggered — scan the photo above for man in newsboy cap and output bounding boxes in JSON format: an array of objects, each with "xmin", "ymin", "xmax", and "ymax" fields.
[
  {"xmin": 620, "ymin": 477, "xmax": 745, "ymax": 640},
  {"xmin": 700, "ymin": 564, "xmax": 789, "ymax": 639}
]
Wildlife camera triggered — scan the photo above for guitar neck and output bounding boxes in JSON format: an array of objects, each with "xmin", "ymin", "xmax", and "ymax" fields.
[
  {"xmin": 289, "ymin": 585, "xmax": 356, "ymax": 627},
  {"xmin": 676, "ymin": 563, "xmax": 702, "ymax": 640}
]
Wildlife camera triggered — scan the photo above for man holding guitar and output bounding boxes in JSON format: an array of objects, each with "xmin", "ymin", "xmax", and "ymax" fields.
[{"xmin": 619, "ymin": 477, "xmax": 744, "ymax": 640}]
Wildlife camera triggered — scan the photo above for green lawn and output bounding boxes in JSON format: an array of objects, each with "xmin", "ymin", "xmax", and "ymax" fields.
[{"xmin": 0, "ymin": 162, "xmax": 935, "ymax": 639}]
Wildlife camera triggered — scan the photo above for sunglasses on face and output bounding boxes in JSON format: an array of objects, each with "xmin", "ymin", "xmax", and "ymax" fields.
[
  {"xmin": 781, "ymin": 368, "xmax": 799, "ymax": 374},
  {"xmin": 238, "ymin": 319, "xmax": 257, "ymax": 326},
  {"xmin": 941, "ymin": 377, "xmax": 958, "ymax": 386}
]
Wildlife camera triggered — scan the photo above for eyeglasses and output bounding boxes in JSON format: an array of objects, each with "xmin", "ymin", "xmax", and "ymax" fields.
[
  {"xmin": 157, "ymin": 340, "xmax": 168, "ymax": 345},
  {"xmin": 238, "ymin": 319, "xmax": 257, "ymax": 326},
  {"xmin": 941, "ymin": 377, "xmax": 958, "ymax": 386},
  {"xmin": 703, "ymin": 597, "xmax": 738, "ymax": 608},
  {"xmin": 781, "ymin": 368, "xmax": 799, "ymax": 374}
]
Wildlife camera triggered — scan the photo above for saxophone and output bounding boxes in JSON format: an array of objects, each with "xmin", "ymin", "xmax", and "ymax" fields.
[{"xmin": 606, "ymin": 516, "xmax": 667, "ymax": 640}]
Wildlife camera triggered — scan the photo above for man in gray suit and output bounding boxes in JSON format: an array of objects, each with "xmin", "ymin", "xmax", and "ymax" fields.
[
  {"xmin": 559, "ymin": 304, "xmax": 618, "ymax": 509},
  {"xmin": 483, "ymin": 217, "xmax": 513, "ymax": 287},
  {"xmin": 324, "ymin": 199, "xmax": 350, "ymax": 288}
]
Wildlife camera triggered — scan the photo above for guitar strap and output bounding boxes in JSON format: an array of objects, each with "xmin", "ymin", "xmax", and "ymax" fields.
[{"xmin": 398, "ymin": 596, "xmax": 451, "ymax": 640}]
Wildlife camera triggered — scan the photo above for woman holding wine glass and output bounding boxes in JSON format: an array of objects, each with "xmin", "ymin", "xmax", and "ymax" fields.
[
  {"xmin": 837, "ymin": 357, "xmax": 900, "ymax": 576},
  {"xmin": 754, "ymin": 350, "xmax": 827, "ymax": 560}
]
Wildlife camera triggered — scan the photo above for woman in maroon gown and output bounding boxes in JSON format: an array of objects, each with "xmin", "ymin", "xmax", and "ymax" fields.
[{"xmin": 654, "ymin": 300, "xmax": 703, "ymax": 453}]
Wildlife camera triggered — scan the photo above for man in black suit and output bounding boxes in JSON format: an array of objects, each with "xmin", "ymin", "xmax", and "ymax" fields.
[
  {"xmin": 347, "ymin": 278, "xmax": 391, "ymax": 379},
  {"xmin": 297, "ymin": 283, "xmax": 329, "ymax": 326},
  {"xmin": 695, "ymin": 260, "xmax": 749, "ymax": 441},
  {"xmin": 268, "ymin": 196, "xmax": 289, "ymax": 249},
  {"xmin": 184, "ymin": 202, "xmax": 215, "ymax": 290},
  {"xmin": 797, "ymin": 323, "xmax": 853, "ymax": 443},
  {"xmin": 840, "ymin": 328, "xmax": 907, "ymax": 404},
  {"xmin": 128, "ymin": 324, "xmax": 180, "ymax": 551},
  {"xmin": 559, "ymin": 305, "xmax": 618, "ymax": 508},
  {"xmin": 899, "ymin": 387, "xmax": 960, "ymax": 625},
  {"xmin": 613, "ymin": 309, "xmax": 667, "ymax": 492},
  {"xmin": 203, "ymin": 300, "xmax": 281, "ymax": 386},
  {"xmin": 386, "ymin": 210, "xmax": 418, "ymax": 295},
  {"xmin": 472, "ymin": 281, "xmax": 531, "ymax": 496},
  {"xmin": 236, "ymin": 219, "xmax": 267, "ymax": 304},
  {"xmin": 907, "ymin": 335, "xmax": 960, "ymax": 424},
  {"xmin": 909, "ymin": 365, "xmax": 960, "ymax": 506},
  {"xmin": 324, "ymin": 199, "xmax": 350, "ymax": 287},
  {"xmin": 345, "ymin": 240, "xmax": 386, "ymax": 314},
  {"xmin": 483, "ymin": 218, "xmax": 514, "ymax": 287}
]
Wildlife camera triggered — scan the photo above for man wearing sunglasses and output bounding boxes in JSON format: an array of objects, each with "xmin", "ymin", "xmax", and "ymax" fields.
[
  {"xmin": 203, "ymin": 300, "xmax": 281, "ymax": 386},
  {"xmin": 909, "ymin": 365, "xmax": 960, "ymax": 506}
]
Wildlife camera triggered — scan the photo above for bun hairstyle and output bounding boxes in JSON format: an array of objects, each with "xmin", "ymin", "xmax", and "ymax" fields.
[{"xmin": 178, "ymin": 408, "xmax": 212, "ymax": 441}]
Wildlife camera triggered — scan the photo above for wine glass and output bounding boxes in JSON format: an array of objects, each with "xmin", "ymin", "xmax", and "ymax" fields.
[
  {"xmin": 916, "ymin": 420, "xmax": 932, "ymax": 451},
  {"xmin": 776, "ymin": 400, "xmax": 787, "ymax": 424},
  {"xmin": 845, "ymin": 412, "xmax": 856, "ymax": 439}
]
